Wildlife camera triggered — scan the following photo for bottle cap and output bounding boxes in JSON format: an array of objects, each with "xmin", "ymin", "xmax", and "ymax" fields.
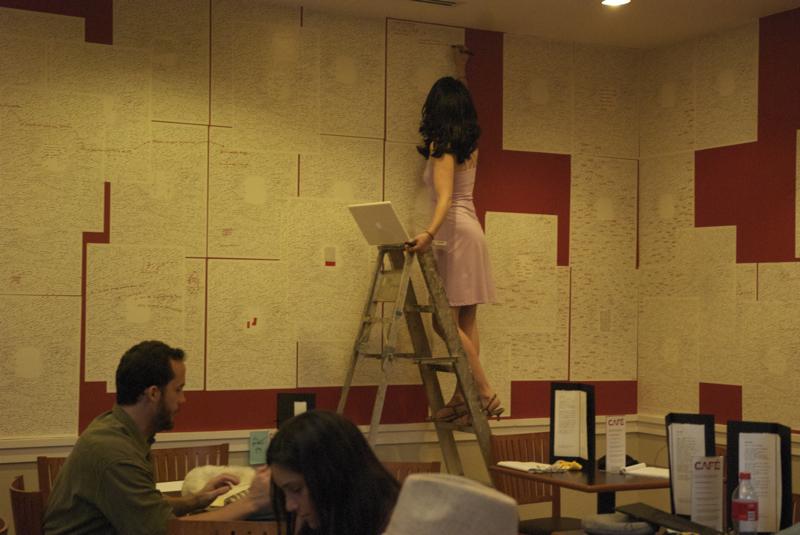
[{"xmin": 739, "ymin": 471, "xmax": 751, "ymax": 480}]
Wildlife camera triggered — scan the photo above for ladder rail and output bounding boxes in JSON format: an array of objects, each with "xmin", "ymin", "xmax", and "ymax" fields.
[
  {"xmin": 337, "ymin": 245, "xmax": 496, "ymax": 478},
  {"xmin": 337, "ymin": 248, "xmax": 386, "ymax": 414}
]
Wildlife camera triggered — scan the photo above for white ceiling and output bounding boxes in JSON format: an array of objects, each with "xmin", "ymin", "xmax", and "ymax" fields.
[{"xmin": 290, "ymin": 0, "xmax": 800, "ymax": 48}]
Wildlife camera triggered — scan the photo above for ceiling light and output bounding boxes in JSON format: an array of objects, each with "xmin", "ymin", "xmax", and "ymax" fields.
[{"xmin": 601, "ymin": 0, "xmax": 630, "ymax": 6}]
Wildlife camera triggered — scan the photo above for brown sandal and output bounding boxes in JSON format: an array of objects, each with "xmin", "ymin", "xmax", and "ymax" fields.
[{"xmin": 481, "ymin": 394, "xmax": 504, "ymax": 420}]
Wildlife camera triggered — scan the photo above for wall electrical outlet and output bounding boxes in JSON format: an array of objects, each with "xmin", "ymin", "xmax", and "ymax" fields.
[{"xmin": 248, "ymin": 430, "xmax": 269, "ymax": 466}]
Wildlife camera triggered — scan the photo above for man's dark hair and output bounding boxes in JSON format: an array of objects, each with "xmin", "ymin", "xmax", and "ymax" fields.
[{"xmin": 115, "ymin": 340, "xmax": 185, "ymax": 405}]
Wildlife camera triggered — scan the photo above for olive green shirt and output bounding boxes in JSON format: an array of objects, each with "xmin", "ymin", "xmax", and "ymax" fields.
[{"xmin": 43, "ymin": 405, "xmax": 175, "ymax": 534}]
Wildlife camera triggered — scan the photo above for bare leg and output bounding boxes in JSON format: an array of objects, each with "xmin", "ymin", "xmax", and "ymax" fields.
[
  {"xmin": 452, "ymin": 305, "xmax": 493, "ymax": 400},
  {"xmin": 430, "ymin": 305, "xmax": 502, "ymax": 419}
]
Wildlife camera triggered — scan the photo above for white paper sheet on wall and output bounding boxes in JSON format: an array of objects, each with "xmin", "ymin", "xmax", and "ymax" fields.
[
  {"xmin": 737, "ymin": 302, "xmax": 800, "ymax": 429},
  {"xmin": 386, "ymin": 19, "xmax": 464, "ymax": 144},
  {"xmin": 758, "ymin": 262, "xmax": 800, "ymax": 302},
  {"xmin": 485, "ymin": 212, "xmax": 559, "ymax": 332},
  {"xmin": 694, "ymin": 22, "xmax": 758, "ymax": 151},
  {"xmin": 573, "ymin": 44, "xmax": 639, "ymax": 159},
  {"xmin": 637, "ymin": 297, "xmax": 700, "ymax": 415},
  {"xmin": 281, "ymin": 197, "xmax": 376, "ymax": 388},
  {"xmin": 183, "ymin": 259, "xmax": 206, "ymax": 390},
  {"xmin": 47, "ymin": 39, "xmax": 153, "ymax": 184},
  {"xmin": 112, "ymin": 123, "xmax": 207, "ymax": 257},
  {"xmin": 383, "ymin": 141, "xmax": 430, "ymax": 234},
  {"xmin": 211, "ymin": 0, "xmax": 304, "ymax": 127},
  {"xmin": 208, "ymin": 128, "xmax": 297, "ymax": 259},
  {"xmin": 0, "ymin": 34, "xmax": 47, "ymax": 94},
  {"xmin": 639, "ymin": 40, "xmax": 695, "ymax": 157},
  {"xmin": 206, "ymin": 259, "xmax": 295, "ymax": 390},
  {"xmin": 503, "ymin": 33, "xmax": 573, "ymax": 154},
  {"xmin": 85, "ymin": 245, "xmax": 187, "ymax": 390},
  {"xmin": 0, "ymin": 91, "xmax": 105, "ymax": 231},
  {"xmin": 297, "ymin": 320, "xmax": 373, "ymax": 387},
  {"xmin": 0, "ymin": 6, "xmax": 85, "ymax": 41},
  {"xmin": 0, "ymin": 227, "xmax": 82, "ymax": 296},
  {"xmin": 569, "ymin": 155, "xmax": 637, "ymax": 269},
  {"xmin": 482, "ymin": 212, "xmax": 569, "ymax": 386},
  {"xmin": 229, "ymin": 17, "xmax": 319, "ymax": 154},
  {"xmin": 570, "ymin": 265, "xmax": 637, "ymax": 381},
  {"xmin": 112, "ymin": 0, "xmax": 210, "ymax": 123},
  {"xmin": 638, "ymin": 153, "xmax": 695, "ymax": 267},
  {"xmin": 0, "ymin": 295, "xmax": 81, "ymax": 438},
  {"xmin": 300, "ymin": 135, "xmax": 383, "ymax": 201},
  {"xmin": 736, "ymin": 263, "xmax": 758, "ymax": 301},
  {"xmin": 308, "ymin": 11, "xmax": 385, "ymax": 138}
]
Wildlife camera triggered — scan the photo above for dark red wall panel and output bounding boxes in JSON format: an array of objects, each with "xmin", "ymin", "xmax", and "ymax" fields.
[
  {"xmin": 699, "ymin": 382, "xmax": 742, "ymax": 425},
  {"xmin": 695, "ymin": 8, "xmax": 800, "ymax": 263},
  {"xmin": 0, "ymin": 0, "xmax": 113, "ymax": 44},
  {"xmin": 511, "ymin": 380, "xmax": 637, "ymax": 419}
]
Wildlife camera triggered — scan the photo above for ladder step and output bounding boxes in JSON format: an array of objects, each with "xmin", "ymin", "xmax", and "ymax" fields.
[
  {"xmin": 358, "ymin": 352, "xmax": 420, "ymax": 360},
  {"xmin": 419, "ymin": 362, "xmax": 456, "ymax": 373},
  {"xmin": 406, "ymin": 304, "xmax": 434, "ymax": 313},
  {"xmin": 416, "ymin": 357, "xmax": 458, "ymax": 372}
]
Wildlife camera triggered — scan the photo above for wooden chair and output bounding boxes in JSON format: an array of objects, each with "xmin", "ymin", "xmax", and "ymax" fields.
[
  {"xmin": 167, "ymin": 519, "xmax": 278, "ymax": 534},
  {"xmin": 792, "ymin": 493, "xmax": 800, "ymax": 524},
  {"xmin": 37, "ymin": 456, "xmax": 67, "ymax": 504},
  {"xmin": 382, "ymin": 461, "xmax": 441, "ymax": 483},
  {"xmin": 150, "ymin": 443, "xmax": 230, "ymax": 482},
  {"xmin": 489, "ymin": 432, "xmax": 583, "ymax": 535},
  {"xmin": 0, "ymin": 517, "xmax": 7, "ymax": 535},
  {"xmin": 9, "ymin": 475, "xmax": 45, "ymax": 535}
]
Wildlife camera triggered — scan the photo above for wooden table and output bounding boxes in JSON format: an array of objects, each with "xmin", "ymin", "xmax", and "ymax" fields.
[{"xmin": 489, "ymin": 466, "xmax": 670, "ymax": 514}]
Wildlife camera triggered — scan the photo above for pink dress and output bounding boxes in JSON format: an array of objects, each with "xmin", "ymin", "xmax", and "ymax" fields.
[{"xmin": 423, "ymin": 159, "xmax": 497, "ymax": 306}]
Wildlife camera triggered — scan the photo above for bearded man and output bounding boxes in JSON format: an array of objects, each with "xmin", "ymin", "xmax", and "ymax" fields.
[{"xmin": 44, "ymin": 340, "xmax": 271, "ymax": 534}]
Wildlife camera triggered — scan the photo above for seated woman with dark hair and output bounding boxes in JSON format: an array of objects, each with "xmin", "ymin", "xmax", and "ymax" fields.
[{"xmin": 267, "ymin": 410, "xmax": 400, "ymax": 535}]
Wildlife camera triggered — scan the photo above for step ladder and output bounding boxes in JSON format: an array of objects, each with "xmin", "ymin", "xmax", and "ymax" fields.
[{"xmin": 336, "ymin": 245, "xmax": 494, "ymax": 475}]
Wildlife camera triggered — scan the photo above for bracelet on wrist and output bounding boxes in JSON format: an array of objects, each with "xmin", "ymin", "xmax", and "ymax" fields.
[{"xmin": 424, "ymin": 230, "xmax": 434, "ymax": 240}]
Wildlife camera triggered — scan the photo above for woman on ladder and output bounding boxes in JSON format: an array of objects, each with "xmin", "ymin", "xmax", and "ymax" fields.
[{"xmin": 406, "ymin": 46, "xmax": 503, "ymax": 423}]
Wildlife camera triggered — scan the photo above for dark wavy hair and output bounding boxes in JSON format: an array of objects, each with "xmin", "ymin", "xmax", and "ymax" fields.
[
  {"xmin": 417, "ymin": 76, "xmax": 480, "ymax": 164},
  {"xmin": 115, "ymin": 340, "xmax": 185, "ymax": 405},
  {"xmin": 267, "ymin": 410, "xmax": 400, "ymax": 535}
]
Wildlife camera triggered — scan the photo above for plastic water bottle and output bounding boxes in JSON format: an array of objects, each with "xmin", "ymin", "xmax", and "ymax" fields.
[{"xmin": 732, "ymin": 471, "xmax": 758, "ymax": 535}]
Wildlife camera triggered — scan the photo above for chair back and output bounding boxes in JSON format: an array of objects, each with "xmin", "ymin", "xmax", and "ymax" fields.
[
  {"xmin": 167, "ymin": 519, "xmax": 278, "ymax": 534},
  {"xmin": 792, "ymin": 493, "xmax": 800, "ymax": 524},
  {"xmin": 489, "ymin": 432, "xmax": 559, "ymax": 509},
  {"xmin": 0, "ymin": 516, "xmax": 7, "ymax": 535},
  {"xmin": 150, "ymin": 443, "xmax": 230, "ymax": 482},
  {"xmin": 383, "ymin": 461, "xmax": 441, "ymax": 483},
  {"xmin": 9, "ymin": 475, "xmax": 45, "ymax": 535},
  {"xmin": 37, "ymin": 456, "xmax": 67, "ymax": 504}
]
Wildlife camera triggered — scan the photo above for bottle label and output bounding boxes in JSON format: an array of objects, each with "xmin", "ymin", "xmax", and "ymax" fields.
[{"xmin": 732, "ymin": 499, "xmax": 758, "ymax": 521}]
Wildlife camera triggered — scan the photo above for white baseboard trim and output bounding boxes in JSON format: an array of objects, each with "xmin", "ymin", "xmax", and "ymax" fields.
[{"xmin": 3, "ymin": 414, "xmax": 796, "ymax": 465}]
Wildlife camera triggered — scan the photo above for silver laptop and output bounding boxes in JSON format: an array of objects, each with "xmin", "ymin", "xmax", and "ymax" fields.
[{"xmin": 348, "ymin": 201, "xmax": 409, "ymax": 246}]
